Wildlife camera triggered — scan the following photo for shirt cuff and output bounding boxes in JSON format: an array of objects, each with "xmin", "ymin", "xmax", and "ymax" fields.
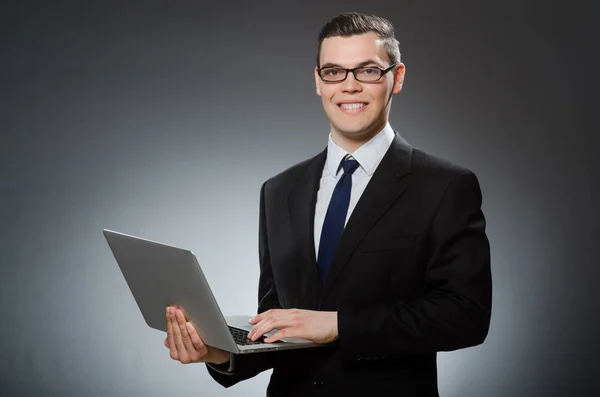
[{"xmin": 206, "ymin": 353, "xmax": 235, "ymax": 375}]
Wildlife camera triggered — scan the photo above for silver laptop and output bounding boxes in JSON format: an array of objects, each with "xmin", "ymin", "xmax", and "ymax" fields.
[{"xmin": 103, "ymin": 229, "xmax": 328, "ymax": 354}]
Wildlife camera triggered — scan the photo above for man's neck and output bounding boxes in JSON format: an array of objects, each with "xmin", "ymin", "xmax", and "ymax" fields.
[{"xmin": 331, "ymin": 123, "xmax": 388, "ymax": 153}]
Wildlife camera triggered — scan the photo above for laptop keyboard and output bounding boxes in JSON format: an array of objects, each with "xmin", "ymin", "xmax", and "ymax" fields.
[{"xmin": 228, "ymin": 326, "xmax": 266, "ymax": 345}]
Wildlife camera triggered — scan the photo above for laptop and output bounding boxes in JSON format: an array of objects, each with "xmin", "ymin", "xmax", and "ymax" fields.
[{"xmin": 103, "ymin": 229, "xmax": 329, "ymax": 354}]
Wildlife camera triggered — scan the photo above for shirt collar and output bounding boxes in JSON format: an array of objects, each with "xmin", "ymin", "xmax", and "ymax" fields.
[{"xmin": 326, "ymin": 122, "xmax": 396, "ymax": 178}]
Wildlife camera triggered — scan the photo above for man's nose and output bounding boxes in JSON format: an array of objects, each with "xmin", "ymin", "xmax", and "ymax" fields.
[{"xmin": 340, "ymin": 72, "xmax": 362, "ymax": 93}]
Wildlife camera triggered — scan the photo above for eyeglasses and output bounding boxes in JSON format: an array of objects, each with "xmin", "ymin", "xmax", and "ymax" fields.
[{"xmin": 317, "ymin": 64, "xmax": 397, "ymax": 83}]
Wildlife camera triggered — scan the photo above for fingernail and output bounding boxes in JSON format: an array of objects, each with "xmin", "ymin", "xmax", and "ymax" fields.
[{"xmin": 186, "ymin": 322, "xmax": 193, "ymax": 330}]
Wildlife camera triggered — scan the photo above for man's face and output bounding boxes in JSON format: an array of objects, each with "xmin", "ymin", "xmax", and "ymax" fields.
[{"xmin": 315, "ymin": 32, "xmax": 405, "ymax": 142}]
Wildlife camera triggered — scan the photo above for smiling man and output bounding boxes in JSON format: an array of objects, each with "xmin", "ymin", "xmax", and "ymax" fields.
[
  {"xmin": 165, "ymin": 12, "xmax": 492, "ymax": 396},
  {"xmin": 314, "ymin": 31, "xmax": 404, "ymax": 152}
]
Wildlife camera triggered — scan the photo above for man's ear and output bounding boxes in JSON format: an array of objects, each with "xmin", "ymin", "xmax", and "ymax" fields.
[
  {"xmin": 314, "ymin": 67, "xmax": 322, "ymax": 96},
  {"xmin": 392, "ymin": 63, "xmax": 406, "ymax": 94}
]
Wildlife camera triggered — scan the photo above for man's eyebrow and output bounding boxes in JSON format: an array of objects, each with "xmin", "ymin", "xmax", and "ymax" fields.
[{"xmin": 320, "ymin": 60, "xmax": 384, "ymax": 69}]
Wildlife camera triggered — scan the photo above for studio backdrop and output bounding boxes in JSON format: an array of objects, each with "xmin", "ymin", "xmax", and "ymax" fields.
[{"xmin": 1, "ymin": 1, "xmax": 597, "ymax": 396}]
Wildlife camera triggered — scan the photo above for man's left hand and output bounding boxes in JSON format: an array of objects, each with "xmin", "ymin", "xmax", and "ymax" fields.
[{"xmin": 247, "ymin": 309, "xmax": 338, "ymax": 344}]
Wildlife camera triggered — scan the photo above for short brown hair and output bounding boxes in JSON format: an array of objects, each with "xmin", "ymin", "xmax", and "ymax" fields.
[{"xmin": 316, "ymin": 12, "xmax": 401, "ymax": 67}]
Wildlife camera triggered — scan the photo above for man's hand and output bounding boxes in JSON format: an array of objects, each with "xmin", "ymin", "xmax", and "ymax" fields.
[
  {"xmin": 247, "ymin": 309, "xmax": 338, "ymax": 344},
  {"xmin": 164, "ymin": 306, "xmax": 230, "ymax": 365}
]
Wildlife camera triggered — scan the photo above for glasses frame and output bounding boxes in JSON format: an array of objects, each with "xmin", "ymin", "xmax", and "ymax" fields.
[{"xmin": 317, "ymin": 64, "xmax": 397, "ymax": 83}]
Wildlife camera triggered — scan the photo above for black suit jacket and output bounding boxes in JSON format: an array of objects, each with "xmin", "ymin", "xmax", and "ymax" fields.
[{"xmin": 208, "ymin": 133, "xmax": 492, "ymax": 396}]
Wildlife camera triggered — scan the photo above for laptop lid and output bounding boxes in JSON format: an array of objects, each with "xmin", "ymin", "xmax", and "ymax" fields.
[
  {"xmin": 103, "ymin": 229, "xmax": 240, "ymax": 353},
  {"xmin": 103, "ymin": 229, "xmax": 331, "ymax": 354}
]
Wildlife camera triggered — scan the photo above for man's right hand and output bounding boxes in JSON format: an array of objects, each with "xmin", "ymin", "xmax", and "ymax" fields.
[{"xmin": 164, "ymin": 306, "xmax": 230, "ymax": 365}]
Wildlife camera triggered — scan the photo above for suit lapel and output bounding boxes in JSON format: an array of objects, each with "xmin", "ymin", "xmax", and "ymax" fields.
[
  {"xmin": 286, "ymin": 149, "xmax": 327, "ymax": 307},
  {"xmin": 319, "ymin": 133, "xmax": 414, "ymax": 307}
]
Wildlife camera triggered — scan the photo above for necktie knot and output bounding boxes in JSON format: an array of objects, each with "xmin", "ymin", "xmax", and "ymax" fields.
[{"xmin": 341, "ymin": 158, "xmax": 360, "ymax": 176}]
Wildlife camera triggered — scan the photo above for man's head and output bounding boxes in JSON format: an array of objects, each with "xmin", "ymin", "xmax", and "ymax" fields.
[{"xmin": 315, "ymin": 13, "xmax": 405, "ymax": 148}]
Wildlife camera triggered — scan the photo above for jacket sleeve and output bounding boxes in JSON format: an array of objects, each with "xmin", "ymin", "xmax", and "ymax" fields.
[
  {"xmin": 337, "ymin": 170, "xmax": 492, "ymax": 362},
  {"xmin": 206, "ymin": 182, "xmax": 282, "ymax": 387}
]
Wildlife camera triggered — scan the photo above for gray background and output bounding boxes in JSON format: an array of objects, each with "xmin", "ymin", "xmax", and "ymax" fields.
[{"xmin": 1, "ymin": 1, "xmax": 598, "ymax": 396}]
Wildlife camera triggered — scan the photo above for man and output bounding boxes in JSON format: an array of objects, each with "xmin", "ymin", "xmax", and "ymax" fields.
[{"xmin": 164, "ymin": 12, "xmax": 492, "ymax": 396}]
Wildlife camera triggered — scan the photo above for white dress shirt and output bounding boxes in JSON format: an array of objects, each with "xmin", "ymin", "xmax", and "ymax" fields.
[{"xmin": 314, "ymin": 123, "xmax": 396, "ymax": 256}]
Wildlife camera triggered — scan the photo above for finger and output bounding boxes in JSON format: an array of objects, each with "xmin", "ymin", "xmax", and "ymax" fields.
[
  {"xmin": 253, "ymin": 309, "xmax": 307, "ymax": 340},
  {"xmin": 164, "ymin": 337, "xmax": 169, "ymax": 348},
  {"xmin": 249, "ymin": 308, "xmax": 276, "ymax": 325},
  {"xmin": 264, "ymin": 328, "xmax": 291, "ymax": 343},
  {"xmin": 251, "ymin": 316, "xmax": 294, "ymax": 341},
  {"xmin": 175, "ymin": 309, "xmax": 196, "ymax": 353},
  {"xmin": 248, "ymin": 317, "xmax": 270, "ymax": 340},
  {"xmin": 250, "ymin": 320, "xmax": 274, "ymax": 340},
  {"xmin": 186, "ymin": 321, "xmax": 206, "ymax": 352},
  {"xmin": 170, "ymin": 307, "xmax": 189, "ymax": 363},
  {"xmin": 248, "ymin": 312, "xmax": 264, "ymax": 325},
  {"xmin": 249, "ymin": 310, "xmax": 282, "ymax": 339},
  {"xmin": 166, "ymin": 307, "xmax": 179, "ymax": 360},
  {"xmin": 250, "ymin": 314, "xmax": 286, "ymax": 340}
]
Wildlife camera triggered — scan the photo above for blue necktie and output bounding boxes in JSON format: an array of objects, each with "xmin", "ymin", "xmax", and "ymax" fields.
[{"xmin": 317, "ymin": 157, "xmax": 360, "ymax": 284}]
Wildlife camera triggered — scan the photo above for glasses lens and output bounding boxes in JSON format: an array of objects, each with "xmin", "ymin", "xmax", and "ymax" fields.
[
  {"xmin": 320, "ymin": 67, "xmax": 347, "ymax": 82},
  {"xmin": 355, "ymin": 67, "xmax": 382, "ymax": 82}
]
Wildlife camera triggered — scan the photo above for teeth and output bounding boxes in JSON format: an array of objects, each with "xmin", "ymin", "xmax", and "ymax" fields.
[{"xmin": 340, "ymin": 103, "xmax": 366, "ymax": 110}]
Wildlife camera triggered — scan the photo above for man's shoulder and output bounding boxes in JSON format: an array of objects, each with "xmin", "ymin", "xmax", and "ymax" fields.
[
  {"xmin": 408, "ymin": 146, "xmax": 483, "ymax": 202},
  {"xmin": 411, "ymin": 146, "xmax": 476, "ymax": 179}
]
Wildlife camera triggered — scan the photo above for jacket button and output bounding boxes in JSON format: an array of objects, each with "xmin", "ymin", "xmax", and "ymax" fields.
[{"xmin": 313, "ymin": 379, "xmax": 324, "ymax": 388}]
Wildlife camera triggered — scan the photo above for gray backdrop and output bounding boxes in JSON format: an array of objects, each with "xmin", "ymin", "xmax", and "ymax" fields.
[{"xmin": 1, "ymin": 1, "xmax": 598, "ymax": 396}]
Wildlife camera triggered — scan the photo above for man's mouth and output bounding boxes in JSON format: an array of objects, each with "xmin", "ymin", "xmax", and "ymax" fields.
[{"xmin": 338, "ymin": 103, "xmax": 368, "ymax": 114}]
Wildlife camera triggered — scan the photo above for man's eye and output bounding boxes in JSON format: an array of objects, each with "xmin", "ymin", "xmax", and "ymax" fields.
[
  {"xmin": 324, "ymin": 69, "xmax": 341, "ymax": 76},
  {"xmin": 361, "ymin": 68, "xmax": 378, "ymax": 75}
]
